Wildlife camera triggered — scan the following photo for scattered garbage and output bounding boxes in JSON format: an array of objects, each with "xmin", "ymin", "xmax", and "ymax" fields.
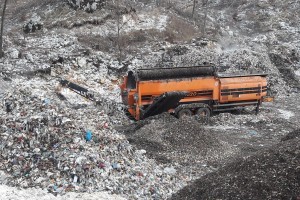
[
  {"xmin": 0, "ymin": 1, "xmax": 299, "ymax": 199},
  {"xmin": 248, "ymin": 130, "xmax": 257, "ymax": 136},
  {"xmin": 163, "ymin": 167, "xmax": 176, "ymax": 175},
  {"xmin": 0, "ymin": 77, "xmax": 187, "ymax": 200},
  {"xmin": 85, "ymin": 130, "xmax": 92, "ymax": 141},
  {"xmin": 0, "ymin": 184, "xmax": 126, "ymax": 200},
  {"xmin": 4, "ymin": 99, "xmax": 14, "ymax": 112}
]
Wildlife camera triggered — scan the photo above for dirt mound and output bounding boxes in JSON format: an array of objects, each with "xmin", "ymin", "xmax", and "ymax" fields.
[
  {"xmin": 125, "ymin": 113, "xmax": 235, "ymax": 165},
  {"xmin": 171, "ymin": 134, "xmax": 300, "ymax": 200}
]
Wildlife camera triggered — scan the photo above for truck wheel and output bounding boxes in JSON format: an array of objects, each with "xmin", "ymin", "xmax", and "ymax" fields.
[
  {"xmin": 177, "ymin": 109, "xmax": 192, "ymax": 118},
  {"xmin": 196, "ymin": 107, "xmax": 211, "ymax": 118}
]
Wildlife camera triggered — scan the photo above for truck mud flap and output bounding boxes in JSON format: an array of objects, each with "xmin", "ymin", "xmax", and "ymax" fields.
[{"xmin": 141, "ymin": 91, "xmax": 187, "ymax": 119}]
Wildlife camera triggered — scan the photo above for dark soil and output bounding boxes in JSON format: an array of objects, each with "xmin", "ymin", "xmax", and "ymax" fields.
[
  {"xmin": 170, "ymin": 130, "xmax": 300, "ymax": 200},
  {"xmin": 124, "ymin": 113, "xmax": 235, "ymax": 165}
]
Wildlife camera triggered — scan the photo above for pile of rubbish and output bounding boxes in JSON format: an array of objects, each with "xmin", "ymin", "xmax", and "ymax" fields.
[
  {"xmin": 0, "ymin": 76, "xmax": 186, "ymax": 199},
  {"xmin": 0, "ymin": 183, "xmax": 126, "ymax": 200}
]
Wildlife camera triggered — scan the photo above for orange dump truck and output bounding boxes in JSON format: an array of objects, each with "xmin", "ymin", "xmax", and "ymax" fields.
[{"xmin": 120, "ymin": 66, "xmax": 272, "ymax": 120}]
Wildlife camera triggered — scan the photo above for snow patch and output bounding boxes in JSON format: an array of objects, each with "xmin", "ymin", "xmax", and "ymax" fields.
[{"xmin": 278, "ymin": 109, "xmax": 295, "ymax": 120}]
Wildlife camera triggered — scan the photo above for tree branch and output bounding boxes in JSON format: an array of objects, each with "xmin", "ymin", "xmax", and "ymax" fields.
[{"xmin": 0, "ymin": 0, "xmax": 8, "ymax": 58}]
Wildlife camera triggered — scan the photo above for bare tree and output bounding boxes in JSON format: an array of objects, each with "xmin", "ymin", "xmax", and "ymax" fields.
[
  {"xmin": 202, "ymin": 0, "xmax": 209, "ymax": 38},
  {"xmin": 192, "ymin": 0, "xmax": 196, "ymax": 18},
  {"xmin": 156, "ymin": 0, "xmax": 160, "ymax": 7},
  {"xmin": 0, "ymin": 0, "xmax": 8, "ymax": 58},
  {"xmin": 191, "ymin": 0, "xmax": 209, "ymax": 37},
  {"xmin": 116, "ymin": 0, "xmax": 122, "ymax": 64},
  {"xmin": 114, "ymin": 0, "xmax": 136, "ymax": 64}
]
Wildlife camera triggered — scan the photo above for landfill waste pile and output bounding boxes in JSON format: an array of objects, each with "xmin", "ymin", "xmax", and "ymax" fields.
[
  {"xmin": 0, "ymin": 0, "xmax": 300, "ymax": 199},
  {"xmin": 0, "ymin": 182, "xmax": 125, "ymax": 200},
  {"xmin": 170, "ymin": 129, "xmax": 300, "ymax": 200},
  {"xmin": 0, "ymin": 77, "xmax": 188, "ymax": 199}
]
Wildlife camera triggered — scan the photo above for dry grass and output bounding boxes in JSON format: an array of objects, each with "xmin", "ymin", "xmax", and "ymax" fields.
[
  {"xmin": 163, "ymin": 15, "xmax": 198, "ymax": 42},
  {"xmin": 6, "ymin": 0, "xmax": 62, "ymax": 22}
]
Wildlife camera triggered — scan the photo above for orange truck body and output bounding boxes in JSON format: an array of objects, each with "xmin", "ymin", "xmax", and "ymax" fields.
[{"xmin": 120, "ymin": 66, "xmax": 270, "ymax": 120}]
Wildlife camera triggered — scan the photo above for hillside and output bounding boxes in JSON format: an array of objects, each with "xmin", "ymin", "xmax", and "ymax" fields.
[{"xmin": 0, "ymin": 0, "xmax": 299, "ymax": 199}]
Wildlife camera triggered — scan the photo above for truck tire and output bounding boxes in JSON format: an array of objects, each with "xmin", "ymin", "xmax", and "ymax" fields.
[
  {"xmin": 196, "ymin": 107, "xmax": 211, "ymax": 118},
  {"xmin": 177, "ymin": 109, "xmax": 193, "ymax": 118}
]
